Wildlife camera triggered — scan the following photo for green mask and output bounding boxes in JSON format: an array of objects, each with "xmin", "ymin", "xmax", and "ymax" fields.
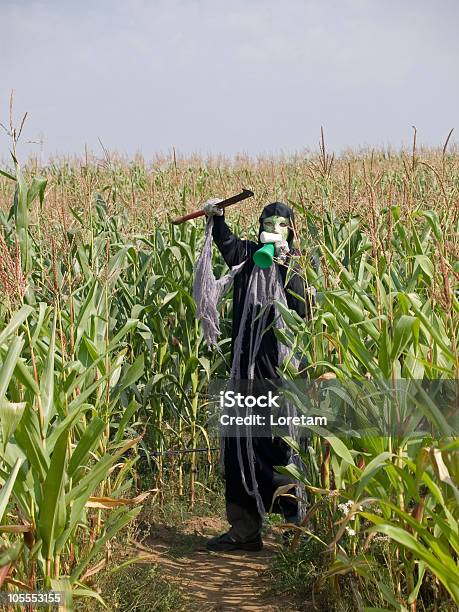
[{"xmin": 262, "ymin": 215, "xmax": 290, "ymax": 241}]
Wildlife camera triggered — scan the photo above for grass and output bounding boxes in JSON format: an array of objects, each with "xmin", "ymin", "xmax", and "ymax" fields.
[
  {"xmin": 76, "ymin": 561, "xmax": 186, "ymax": 612},
  {"xmin": 265, "ymin": 537, "xmax": 351, "ymax": 611}
]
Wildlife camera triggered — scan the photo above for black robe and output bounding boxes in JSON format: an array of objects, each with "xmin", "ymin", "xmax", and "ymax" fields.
[
  {"xmin": 212, "ymin": 206, "xmax": 312, "ymax": 377},
  {"xmin": 212, "ymin": 203, "xmax": 313, "ymax": 516}
]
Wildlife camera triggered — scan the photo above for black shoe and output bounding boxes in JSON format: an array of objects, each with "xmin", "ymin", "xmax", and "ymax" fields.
[{"xmin": 206, "ymin": 531, "xmax": 263, "ymax": 552}]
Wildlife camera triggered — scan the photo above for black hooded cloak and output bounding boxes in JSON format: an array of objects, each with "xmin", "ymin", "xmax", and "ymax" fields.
[{"xmin": 211, "ymin": 202, "xmax": 313, "ymax": 517}]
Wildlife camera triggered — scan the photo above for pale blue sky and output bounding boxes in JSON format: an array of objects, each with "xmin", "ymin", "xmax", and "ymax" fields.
[{"xmin": 1, "ymin": 0, "xmax": 458, "ymax": 161}]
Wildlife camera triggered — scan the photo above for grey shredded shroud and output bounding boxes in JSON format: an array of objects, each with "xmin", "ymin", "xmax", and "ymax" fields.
[
  {"xmin": 193, "ymin": 216, "xmax": 308, "ymax": 521},
  {"xmin": 192, "ymin": 216, "xmax": 245, "ymax": 350}
]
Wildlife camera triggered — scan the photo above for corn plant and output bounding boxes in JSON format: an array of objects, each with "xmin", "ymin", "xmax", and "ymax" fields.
[
  {"xmin": 275, "ymin": 197, "xmax": 458, "ymax": 609},
  {"xmin": 0, "ymin": 302, "xmax": 147, "ymax": 607}
]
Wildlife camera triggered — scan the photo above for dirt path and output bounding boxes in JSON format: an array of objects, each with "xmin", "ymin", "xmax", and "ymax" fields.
[{"xmin": 127, "ymin": 516, "xmax": 295, "ymax": 611}]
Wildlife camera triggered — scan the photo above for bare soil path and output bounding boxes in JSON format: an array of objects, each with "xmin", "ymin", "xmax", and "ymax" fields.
[{"xmin": 127, "ymin": 516, "xmax": 297, "ymax": 612}]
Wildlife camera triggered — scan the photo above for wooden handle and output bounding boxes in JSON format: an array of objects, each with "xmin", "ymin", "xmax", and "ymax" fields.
[{"xmin": 171, "ymin": 189, "xmax": 254, "ymax": 225}]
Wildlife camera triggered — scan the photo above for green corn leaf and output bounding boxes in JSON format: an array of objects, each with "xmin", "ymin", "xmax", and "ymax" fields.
[
  {"xmin": 26, "ymin": 176, "xmax": 47, "ymax": 208},
  {"xmin": 408, "ymin": 561, "xmax": 426, "ymax": 605},
  {"xmin": 413, "ymin": 254, "xmax": 434, "ymax": 278},
  {"xmin": 0, "ymin": 168, "xmax": 16, "ymax": 181},
  {"xmin": 74, "ymin": 279, "xmax": 97, "ymax": 350},
  {"xmin": 0, "ymin": 458, "xmax": 23, "ymax": 523},
  {"xmin": 422, "ymin": 210, "xmax": 442, "ymax": 241},
  {"xmin": 158, "ymin": 291, "xmax": 179, "ymax": 313},
  {"xmin": 0, "ymin": 541, "xmax": 23, "ymax": 568},
  {"xmin": 81, "ymin": 335, "xmax": 107, "ymax": 376},
  {"xmin": 66, "ymin": 435, "xmax": 140, "ymax": 505},
  {"xmin": 356, "ymin": 452, "xmax": 393, "ymax": 498},
  {"xmin": 14, "ymin": 358, "xmax": 40, "ymax": 396},
  {"xmin": 58, "ymin": 436, "xmax": 140, "ymax": 554},
  {"xmin": 50, "ymin": 578, "xmax": 74, "ymax": 610},
  {"xmin": 40, "ymin": 308, "xmax": 57, "ymax": 429},
  {"xmin": 0, "ymin": 336, "xmax": 24, "ymax": 403},
  {"xmin": 109, "ymin": 349, "xmax": 128, "ymax": 389},
  {"xmin": 391, "ymin": 315, "xmax": 419, "ymax": 361},
  {"xmin": 407, "ymin": 297, "xmax": 454, "ymax": 360},
  {"xmin": 13, "ymin": 165, "xmax": 28, "ymax": 232},
  {"xmin": 323, "ymin": 436, "xmax": 355, "ymax": 465},
  {"xmin": 377, "ymin": 579, "xmax": 410, "ymax": 611},
  {"xmin": 115, "ymin": 353, "xmax": 145, "ymax": 393},
  {"xmin": 0, "ymin": 306, "xmax": 33, "ymax": 347},
  {"xmin": 369, "ymin": 522, "xmax": 459, "ymax": 603},
  {"xmin": 67, "ymin": 416, "xmax": 105, "ymax": 478},
  {"xmin": 0, "ymin": 399, "xmax": 26, "ymax": 452},
  {"xmin": 275, "ymin": 300, "xmax": 304, "ymax": 331},
  {"xmin": 46, "ymin": 402, "xmax": 93, "ymax": 453},
  {"xmin": 114, "ymin": 398, "xmax": 140, "ymax": 443},
  {"xmin": 378, "ymin": 319, "xmax": 392, "ymax": 378},
  {"xmin": 72, "ymin": 585, "xmax": 107, "ymax": 608},
  {"xmin": 66, "ymin": 372, "xmax": 110, "ymax": 413},
  {"xmin": 322, "ymin": 244, "xmax": 378, "ymax": 317},
  {"xmin": 75, "ymin": 244, "xmax": 92, "ymax": 279},
  {"xmin": 38, "ymin": 428, "xmax": 69, "ymax": 561},
  {"xmin": 108, "ymin": 319, "xmax": 139, "ymax": 350},
  {"xmin": 326, "ymin": 293, "xmax": 379, "ymax": 342},
  {"xmin": 14, "ymin": 403, "xmax": 49, "ymax": 481},
  {"xmin": 31, "ymin": 302, "xmax": 50, "ymax": 346},
  {"xmin": 333, "ymin": 312, "xmax": 380, "ymax": 377}
]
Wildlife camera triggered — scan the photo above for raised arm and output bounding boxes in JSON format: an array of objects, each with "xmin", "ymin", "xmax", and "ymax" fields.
[{"xmin": 203, "ymin": 198, "xmax": 255, "ymax": 268}]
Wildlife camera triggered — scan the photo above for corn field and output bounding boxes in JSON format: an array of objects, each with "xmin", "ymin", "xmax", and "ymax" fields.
[{"xmin": 0, "ymin": 132, "xmax": 458, "ymax": 610}]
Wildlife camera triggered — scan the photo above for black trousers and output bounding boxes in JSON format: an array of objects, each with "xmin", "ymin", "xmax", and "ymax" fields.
[{"xmin": 223, "ymin": 434, "xmax": 299, "ymax": 542}]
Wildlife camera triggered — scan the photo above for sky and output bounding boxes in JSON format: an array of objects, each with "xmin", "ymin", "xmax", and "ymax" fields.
[{"xmin": 1, "ymin": 0, "xmax": 459, "ymax": 161}]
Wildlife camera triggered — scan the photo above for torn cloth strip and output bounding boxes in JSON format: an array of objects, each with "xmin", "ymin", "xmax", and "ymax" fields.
[{"xmin": 192, "ymin": 216, "xmax": 245, "ymax": 350}]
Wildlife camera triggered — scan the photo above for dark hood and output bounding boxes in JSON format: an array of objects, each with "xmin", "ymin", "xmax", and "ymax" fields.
[{"xmin": 258, "ymin": 202, "xmax": 295, "ymax": 247}]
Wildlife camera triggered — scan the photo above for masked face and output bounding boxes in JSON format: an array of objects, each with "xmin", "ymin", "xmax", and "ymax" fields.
[{"xmin": 262, "ymin": 215, "xmax": 290, "ymax": 241}]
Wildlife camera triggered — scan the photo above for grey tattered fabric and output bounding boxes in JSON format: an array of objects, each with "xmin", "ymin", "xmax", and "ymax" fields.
[{"xmin": 192, "ymin": 216, "xmax": 245, "ymax": 350}]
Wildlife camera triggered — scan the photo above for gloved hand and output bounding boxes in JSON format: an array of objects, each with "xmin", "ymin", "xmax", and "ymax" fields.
[
  {"xmin": 203, "ymin": 198, "xmax": 224, "ymax": 217},
  {"xmin": 275, "ymin": 239, "xmax": 290, "ymax": 263}
]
